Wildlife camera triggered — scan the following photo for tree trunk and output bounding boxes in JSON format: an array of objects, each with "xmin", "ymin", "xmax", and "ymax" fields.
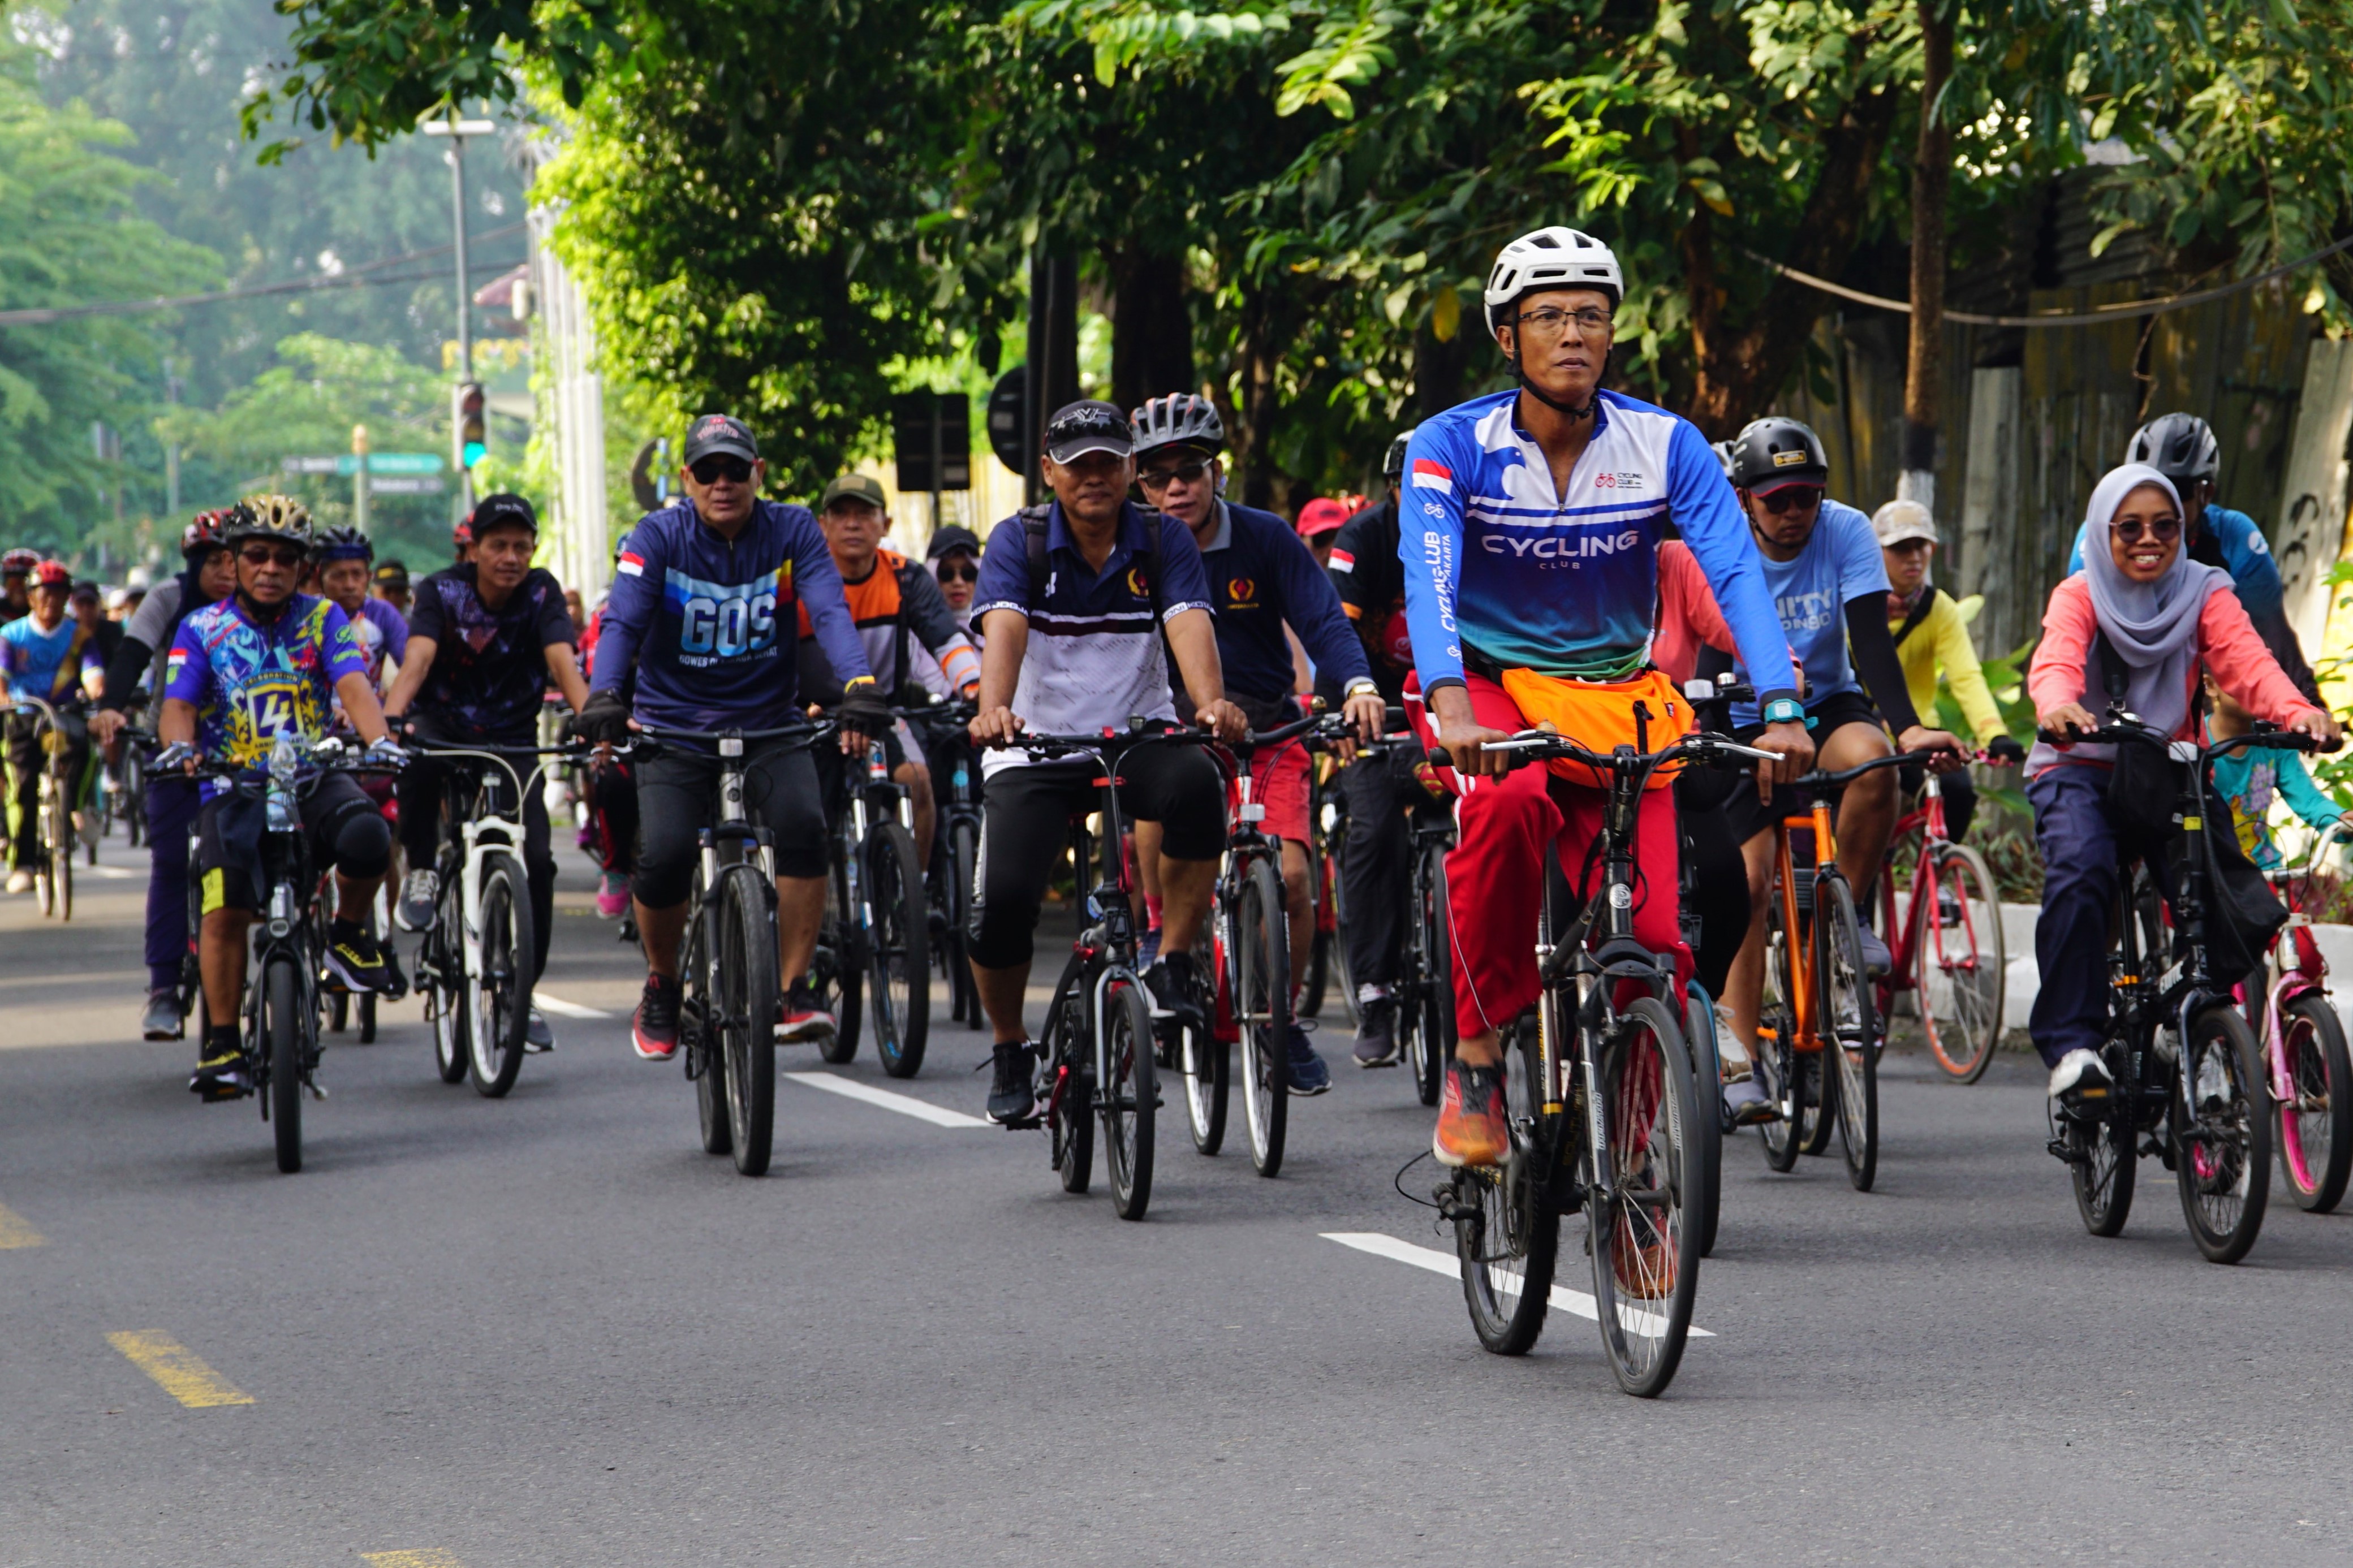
[
  {"xmin": 1109, "ymin": 241, "xmax": 1193, "ymax": 416},
  {"xmin": 1682, "ymin": 84, "xmax": 1903, "ymax": 438},
  {"xmin": 1413, "ymin": 320, "xmax": 1471, "ymax": 424},
  {"xmin": 1902, "ymin": 0, "xmax": 1955, "ymax": 509}
]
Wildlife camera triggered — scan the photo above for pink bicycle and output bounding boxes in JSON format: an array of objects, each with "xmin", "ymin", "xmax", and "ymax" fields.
[{"xmin": 2248, "ymin": 821, "xmax": 2353, "ymax": 1213}]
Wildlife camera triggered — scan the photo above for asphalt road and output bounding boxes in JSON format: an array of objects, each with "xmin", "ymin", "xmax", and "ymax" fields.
[{"xmin": 6, "ymin": 829, "xmax": 2353, "ymax": 1567}]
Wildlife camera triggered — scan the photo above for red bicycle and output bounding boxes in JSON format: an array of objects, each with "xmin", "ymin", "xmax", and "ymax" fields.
[{"xmin": 1872, "ymin": 766, "xmax": 2006, "ymax": 1083}]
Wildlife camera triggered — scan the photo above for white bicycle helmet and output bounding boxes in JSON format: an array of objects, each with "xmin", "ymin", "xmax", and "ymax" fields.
[{"xmin": 1484, "ymin": 227, "xmax": 1623, "ymax": 330}]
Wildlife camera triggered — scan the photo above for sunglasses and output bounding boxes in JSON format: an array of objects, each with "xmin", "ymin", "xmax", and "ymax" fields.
[
  {"xmin": 689, "ymin": 455, "xmax": 755, "ymax": 486},
  {"xmin": 935, "ymin": 561, "xmax": 977, "ymax": 584},
  {"xmin": 238, "ymin": 543, "xmax": 305, "ymax": 568},
  {"xmin": 1756, "ymin": 486, "xmax": 1824, "ymax": 516},
  {"xmin": 2111, "ymin": 515, "xmax": 2183, "ymax": 543},
  {"xmin": 1137, "ymin": 460, "xmax": 1213, "ymax": 493}
]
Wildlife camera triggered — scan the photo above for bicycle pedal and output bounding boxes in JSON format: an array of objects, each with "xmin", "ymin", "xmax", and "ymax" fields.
[{"xmin": 1001, "ymin": 1114, "xmax": 1044, "ymax": 1131}]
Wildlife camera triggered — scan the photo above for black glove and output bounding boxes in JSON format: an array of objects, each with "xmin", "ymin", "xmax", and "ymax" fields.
[
  {"xmin": 1985, "ymin": 734, "xmax": 2027, "ymax": 766},
  {"xmin": 572, "ymin": 689, "xmax": 632, "ymax": 745},
  {"xmin": 838, "ymin": 681, "xmax": 893, "ymax": 740}
]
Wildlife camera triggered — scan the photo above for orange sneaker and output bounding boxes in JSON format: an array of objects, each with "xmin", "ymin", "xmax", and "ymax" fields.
[
  {"xmin": 1433, "ymin": 1059, "xmax": 1509, "ymax": 1168},
  {"xmin": 1611, "ymin": 1216, "xmax": 1678, "ymax": 1300}
]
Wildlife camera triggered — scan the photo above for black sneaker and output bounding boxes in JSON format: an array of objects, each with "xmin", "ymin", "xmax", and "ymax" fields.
[
  {"xmin": 987, "ymin": 1040, "xmax": 1038, "ymax": 1124},
  {"xmin": 525, "ymin": 1007, "xmax": 555, "ymax": 1053},
  {"xmin": 1351, "ymin": 996, "xmax": 1399, "ymax": 1067},
  {"xmin": 323, "ymin": 921, "xmax": 390, "ymax": 993},
  {"xmin": 189, "ymin": 1045, "xmax": 248, "ymax": 1102},
  {"xmin": 632, "ymin": 973, "xmax": 682, "ymax": 1061},
  {"xmin": 1145, "ymin": 951, "xmax": 1206, "ymax": 1033},
  {"xmin": 141, "ymin": 988, "xmax": 184, "ymax": 1042},
  {"xmin": 778, "ymin": 984, "xmax": 838, "ymax": 1043},
  {"xmin": 1286, "ymin": 1023, "xmax": 1332, "ymax": 1095}
]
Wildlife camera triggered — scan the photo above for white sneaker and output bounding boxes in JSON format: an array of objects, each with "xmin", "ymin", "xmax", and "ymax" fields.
[
  {"xmin": 2048, "ymin": 1048, "xmax": 2113, "ymax": 1104},
  {"xmin": 395, "ymin": 868, "xmax": 438, "ymax": 932},
  {"xmin": 3, "ymin": 870, "xmax": 31, "ymax": 895}
]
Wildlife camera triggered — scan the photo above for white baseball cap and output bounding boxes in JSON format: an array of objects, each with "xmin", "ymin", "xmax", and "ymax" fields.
[{"xmin": 1872, "ymin": 499, "xmax": 1938, "ymax": 547}]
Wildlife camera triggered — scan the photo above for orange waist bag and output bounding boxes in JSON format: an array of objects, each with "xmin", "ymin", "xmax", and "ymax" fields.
[{"xmin": 1496, "ymin": 667, "xmax": 1690, "ymax": 790}]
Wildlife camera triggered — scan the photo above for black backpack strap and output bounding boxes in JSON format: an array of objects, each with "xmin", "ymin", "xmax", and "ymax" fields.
[
  {"xmin": 1890, "ymin": 589, "xmax": 1937, "ymax": 650},
  {"xmin": 1021, "ymin": 503, "xmax": 1053, "ymax": 610},
  {"xmin": 2091, "ymin": 626, "xmax": 2131, "ymax": 708}
]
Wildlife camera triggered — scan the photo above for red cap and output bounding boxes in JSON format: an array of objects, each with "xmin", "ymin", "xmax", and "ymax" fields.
[{"xmin": 1296, "ymin": 498, "xmax": 1350, "ymax": 539}]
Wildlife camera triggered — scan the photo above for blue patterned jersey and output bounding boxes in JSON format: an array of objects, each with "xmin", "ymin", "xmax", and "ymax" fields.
[{"xmin": 165, "ymin": 594, "xmax": 368, "ymax": 767}]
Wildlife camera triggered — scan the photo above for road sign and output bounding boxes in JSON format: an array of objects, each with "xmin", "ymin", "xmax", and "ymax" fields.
[
  {"xmin": 986, "ymin": 366, "xmax": 1027, "ymax": 477},
  {"xmin": 279, "ymin": 454, "xmax": 446, "ymax": 477},
  {"xmin": 891, "ymin": 392, "xmax": 971, "ymax": 494},
  {"xmin": 367, "ymin": 476, "xmax": 445, "ymax": 495}
]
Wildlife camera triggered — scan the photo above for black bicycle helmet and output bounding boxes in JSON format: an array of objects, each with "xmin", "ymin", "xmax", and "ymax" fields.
[
  {"xmin": 223, "ymin": 494, "xmax": 312, "ymax": 548},
  {"xmin": 2126, "ymin": 413, "xmax": 2220, "ymax": 489},
  {"xmin": 1382, "ymin": 427, "xmax": 1416, "ymax": 482},
  {"xmin": 1130, "ymin": 394, "xmax": 1226, "ymax": 460},
  {"xmin": 313, "ymin": 524, "xmax": 372, "ymax": 564},
  {"xmin": 1726, "ymin": 417, "xmax": 1829, "ymax": 491}
]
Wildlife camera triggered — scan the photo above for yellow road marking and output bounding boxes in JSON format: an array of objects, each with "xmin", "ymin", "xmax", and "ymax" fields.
[
  {"xmin": 363, "ymin": 1553, "xmax": 467, "ymax": 1567},
  {"xmin": 105, "ymin": 1330, "xmax": 254, "ymax": 1407},
  {"xmin": 0, "ymin": 1202, "xmax": 45, "ymax": 1248}
]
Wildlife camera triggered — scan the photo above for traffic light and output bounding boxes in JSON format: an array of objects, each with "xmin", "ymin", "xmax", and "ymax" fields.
[{"xmin": 453, "ymin": 381, "xmax": 487, "ymax": 470}]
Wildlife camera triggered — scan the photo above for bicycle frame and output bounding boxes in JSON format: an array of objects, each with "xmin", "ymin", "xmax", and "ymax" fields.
[
  {"xmin": 1766, "ymin": 794, "xmax": 1842, "ymax": 1057},
  {"xmin": 2259, "ymin": 819, "xmax": 2347, "ymax": 1115},
  {"xmin": 410, "ymin": 743, "xmax": 569, "ymax": 995}
]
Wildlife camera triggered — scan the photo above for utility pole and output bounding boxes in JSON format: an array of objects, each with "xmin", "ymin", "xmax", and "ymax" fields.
[
  {"xmin": 352, "ymin": 424, "xmax": 371, "ymax": 537},
  {"xmin": 1900, "ymin": 0, "xmax": 1955, "ymax": 513},
  {"xmin": 162, "ymin": 356, "xmax": 182, "ymax": 517},
  {"xmin": 424, "ymin": 111, "xmax": 495, "ymax": 513}
]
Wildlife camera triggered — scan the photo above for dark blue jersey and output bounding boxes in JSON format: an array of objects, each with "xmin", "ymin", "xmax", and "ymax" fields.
[{"xmin": 1195, "ymin": 501, "xmax": 1371, "ymax": 706}]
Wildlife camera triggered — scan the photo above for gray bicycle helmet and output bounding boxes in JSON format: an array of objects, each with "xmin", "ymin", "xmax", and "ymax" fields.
[
  {"xmin": 1726, "ymin": 417, "xmax": 1829, "ymax": 492},
  {"xmin": 1711, "ymin": 439, "xmax": 1737, "ymax": 481},
  {"xmin": 1130, "ymin": 394, "xmax": 1226, "ymax": 460},
  {"xmin": 2126, "ymin": 413, "xmax": 2220, "ymax": 489},
  {"xmin": 1382, "ymin": 427, "xmax": 1416, "ymax": 482}
]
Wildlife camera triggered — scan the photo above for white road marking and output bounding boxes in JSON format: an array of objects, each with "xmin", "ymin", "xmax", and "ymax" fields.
[
  {"xmin": 83, "ymin": 865, "xmax": 137, "ymax": 880},
  {"xmin": 783, "ymin": 1072, "xmax": 989, "ymax": 1128},
  {"xmin": 532, "ymin": 994, "xmax": 610, "ymax": 1020},
  {"xmin": 1320, "ymin": 1231, "xmax": 1716, "ymax": 1338}
]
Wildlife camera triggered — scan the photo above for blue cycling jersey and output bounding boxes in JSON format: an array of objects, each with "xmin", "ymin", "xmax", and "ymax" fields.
[{"xmin": 1400, "ymin": 388, "xmax": 1796, "ymax": 701}]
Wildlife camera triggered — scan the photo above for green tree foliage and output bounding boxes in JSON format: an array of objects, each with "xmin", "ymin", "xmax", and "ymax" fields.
[{"xmin": 0, "ymin": 30, "xmax": 216, "ymax": 552}]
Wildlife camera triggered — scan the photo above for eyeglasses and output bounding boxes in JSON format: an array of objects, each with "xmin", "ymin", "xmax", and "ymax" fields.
[
  {"xmin": 1514, "ymin": 305, "xmax": 1614, "ymax": 339},
  {"xmin": 1756, "ymin": 486, "xmax": 1824, "ymax": 516},
  {"xmin": 689, "ymin": 455, "xmax": 755, "ymax": 486},
  {"xmin": 1137, "ymin": 460, "xmax": 1213, "ymax": 493},
  {"xmin": 238, "ymin": 543, "xmax": 305, "ymax": 568},
  {"xmin": 935, "ymin": 561, "xmax": 977, "ymax": 584},
  {"xmin": 2111, "ymin": 515, "xmax": 2183, "ymax": 543}
]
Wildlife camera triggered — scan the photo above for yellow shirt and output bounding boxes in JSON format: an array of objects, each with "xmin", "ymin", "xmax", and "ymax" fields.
[{"xmin": 1888, "ymin": 589, "xmax": 2003, "ymax": 745}]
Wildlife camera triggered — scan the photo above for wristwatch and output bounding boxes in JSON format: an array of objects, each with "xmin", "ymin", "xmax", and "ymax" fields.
[
  {"xmin": 1343, "ymin": 677, "xmax": 1381, "ymax": 701},
  {"xmin": 1761, "ymin": 696, "xmax": 1805, "ymax": 727}
]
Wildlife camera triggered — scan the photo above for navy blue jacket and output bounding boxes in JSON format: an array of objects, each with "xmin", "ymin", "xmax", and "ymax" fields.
[
  {"xmin": 592, "ymin": 499, "xmax": 870, "ymax": 732},
  {"xmin": 1197, "ymin": 501, "xmax": 1371, "ymax": 706}
]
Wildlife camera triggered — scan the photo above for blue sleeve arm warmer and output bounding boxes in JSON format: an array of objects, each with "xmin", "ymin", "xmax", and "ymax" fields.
[
  {"xmin": 1400, "ymin": 425, "xmax": 1467, "ymax": 694},
  {"xmin": 1277, "ymin": 528, "xmax": 1371, "ymax": 689},
  {"xmin": 590, "ymin": 537, "xmax": 658, "ymax": 695},
  {"xmin": 1669, "ymin": 419, "xmax": 1799, "ymax": 706}
]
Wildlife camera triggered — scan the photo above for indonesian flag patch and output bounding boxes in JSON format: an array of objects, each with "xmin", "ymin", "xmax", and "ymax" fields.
[
  {"xmin": 1411, "ymin": 459, "xmax": 1451, "ymax": 491},
  {"xmin": 617, "ymin": 551, "xmax": 645, "ymax": 577}
]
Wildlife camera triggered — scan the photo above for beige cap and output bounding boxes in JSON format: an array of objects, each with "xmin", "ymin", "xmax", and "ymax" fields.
[{"xmin": 1872, "ymin": 498, "xmax": 1938, "ymax": 547}]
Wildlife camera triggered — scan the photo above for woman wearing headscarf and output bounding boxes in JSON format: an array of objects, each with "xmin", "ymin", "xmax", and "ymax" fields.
[{"xmin": 2027, "ymin": 463, "xmax": 2339, "ymax": 1103}]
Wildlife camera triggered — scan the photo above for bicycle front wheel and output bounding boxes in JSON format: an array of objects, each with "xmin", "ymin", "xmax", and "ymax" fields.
[
  {"xmin": 947, "ymin": 817, "xmax": 980, "ymax": 1026},
  {"xmin": 1920, "ymin": 844, "xmax": 2005, "ymax": 1082},
  {"xmin": 1818, "ymin": 878, "xmax": 1880, "ymax": 1192},
  {"xmin": 1683, "ymin": 984, "xmax": 1725, "ymax": 1259},
  {"xmin": 1232, "ymin": 854, "xmax": 1290, "ymax": 1177},
  {"xmin": 467, "ymin": 853, "xmax": 534, "ymax": 1098},
  {"xmin": 1102, "ymin": 975, "xmax": 1157, "ymax": 1220},
  {"xmin": 717, "ymin": 867, "xmax": 781, "ymax": 1176},
  {"xmin": 265, "ymin": 956, "xmax": 304, "ymax": 1174},
  {"xmin": 815, "ymin": 856, "xmax": 863, "ymax": 1064},
  {"xmin": 2066, "ymin": 1041, "xmax": 2135, "ymax": 1236},
  {"xmin": 2175, "ymin": 1003, "xmax": 2269, "ymax": 1263},
  {"xmin": 863, "ymin": 822, "xmax": 929, "ymax": 1078},
  {"xmin": 1410, "ymin": 836, "xmax": 1453, "ymax": 1108},
  {"xmin": 1179, "ymin": 963, "xmax": 1227, "ymax": 1156},
  {"xmin": 1757, "ymin": 888, "xmax": 1805, "ymax": 1172},
  {"xmin": 428, "ymin": 874, "xmax": 470, "ymax": 1084},
  {"xmin": 2277, "ymin": 991, "xmax": 2353, "ymax": 1212},
  {"xmin": 1589, "ymin": 996, "xmax": 1699, "ymax": 1397},
  {"xmin": 1045, "ymin": 958, "xmax": 1093, "ymax": 1194},
  {"xmin": 1457, "ymin": 1020, "xmax": 1557, "ymax": 1354}
]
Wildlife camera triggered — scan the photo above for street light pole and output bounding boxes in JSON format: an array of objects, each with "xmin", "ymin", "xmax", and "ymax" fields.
[{"xmin": 424, "ymin": 114, "xmax": 495, "ymax": 513}]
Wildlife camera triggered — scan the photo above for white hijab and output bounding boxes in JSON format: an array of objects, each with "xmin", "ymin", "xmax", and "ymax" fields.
[{"xmin": 2077, "ymin": 462, "xmax": 2229, "ymax": 735}]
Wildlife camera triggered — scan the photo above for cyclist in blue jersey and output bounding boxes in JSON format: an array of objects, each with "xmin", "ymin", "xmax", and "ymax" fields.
[
  {"xmin": 1405, "ymin": 226, "xmax": 1815, "ymax": 1168},
  {"xmin": 159, "ymin": 498, "xmax": 403, "ymax": 1100},
  {"xmin": 574, "ymin": 414, "xmax": 889, "ymax": 1058},
  {"xmin": 1, "ymin": 560, "xmax": 104, "ymax": 893},
  {"xmin": 1131, "ymin": 392, "xmax": 1386, "ymax": 1094},
  {"xmin": 2062, "ymin": 413, "xmax": 2319, "ymax": 702},
  {"xmin": 1713, "ymin": 418, "xmax": 1965, "ymax": 1094}
]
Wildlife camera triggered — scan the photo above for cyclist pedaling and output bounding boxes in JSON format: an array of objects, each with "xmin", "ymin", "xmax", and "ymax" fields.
[
  {"xmin": 2029, "ymin": 463, "xmax": 2337, "ymax": 1103},
  {"xmin": 158, "ymin": 496, "xmax": 404, "ymax": 1100},
  {"xmin": 2, "ymin": 560, "xmax": 104, "ymax": 895},
  {"xmin": 93, "ymin": 513, "xmax": 239, "ymax": 1037},
  {"xmin": 1713, "ymin": 418, "xmax": 1967, "ymax": 1111},
  {"xmin": 0, "ymin": 547, "xmax": 37, "ymax": 625},
  {"xmin": 796, "ymin": 473, "xmax": 981, "ymax": 874},
  {"xmin": 964, "ymin": 399, "xmax": 1246, "ymax": 1125},
  {"xmin": 382, "ymin": 493, "xmax": 587, "ymax": 1054},
  {"xmin": 2066, "ymin": 413, "xmax": 2320, "ymax": 703},
  {"xmin": 1408, "ymin": 226, "xmax": 1816, "ymax": 1168},
  {"xmin": 572, "ymin": 414, "xmax": 889, "ymax": 1059},
  {"xmin": 1131, "ymin": 392, "xmax": 1385, "ymax": 1094}
]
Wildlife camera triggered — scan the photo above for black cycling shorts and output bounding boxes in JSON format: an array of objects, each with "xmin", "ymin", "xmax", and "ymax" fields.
[
  {"xmin": 632, "ymin": 733, "xmax": 827, "ymax": 907},
  {"xmin": 967, "ymin": 742, "xmax": 1224, "ymax": 970},
  {"xmin": 197, "ymin": 771, "xmax": 389, "ymax": 914},
  {"xmin": 1724, "ymin": 688, "xmax": 1887, "ymax": 847}
]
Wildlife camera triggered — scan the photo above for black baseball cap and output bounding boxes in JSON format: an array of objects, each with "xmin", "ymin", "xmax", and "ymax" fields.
[
  {"xmin": 472, "ymin": 491, "xmax": 540, "ymax": 537},
  {"xmin": 819, "ymin": 474, "xmax": 888, "ymax": 512},
  {"xmin": 926, "ymin": 524, "xmax": 981, "ymax": 560},
  {"xmin": 683, "ymin": 413, "xmax": 760, "ymax": 466},
  {"xmin": 1044, "ymin": 400, "xmax": 1133, "ymax": 464}
]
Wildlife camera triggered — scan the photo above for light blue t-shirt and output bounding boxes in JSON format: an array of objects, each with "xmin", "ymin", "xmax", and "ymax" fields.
[
  {"xmin": 0, "ymin": 615, "xmax": 98, "ymax": 703},
  {"xmin": 1730, "ymin": 498, "xmax": 1889, "ymax": 725}
]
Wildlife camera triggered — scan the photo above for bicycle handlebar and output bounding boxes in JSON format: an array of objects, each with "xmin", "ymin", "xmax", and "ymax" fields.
[
  {"xmin": 1790, "ymin": 747, "xmax": 1952, "ymax": 792},
  {"xmin": 2035, "ymin": 718, "xmax": 2338, "ymax": 757}
]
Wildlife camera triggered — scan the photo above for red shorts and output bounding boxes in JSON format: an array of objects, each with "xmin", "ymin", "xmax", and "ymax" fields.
[{"xmin": 1245, "ymin": 739, "xmax": 1312, "ymax": 843}]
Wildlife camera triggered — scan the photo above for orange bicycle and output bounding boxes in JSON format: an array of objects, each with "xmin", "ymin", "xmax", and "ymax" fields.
[{"xmin": 1755, "ymin": 750, "xmax": 1937, "ymax": 1193}]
